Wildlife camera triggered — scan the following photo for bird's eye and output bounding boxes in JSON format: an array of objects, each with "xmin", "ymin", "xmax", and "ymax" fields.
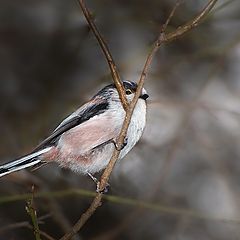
[{"xmin": 126, "ymin": 89, "xmax": 132, "ymax": 95}]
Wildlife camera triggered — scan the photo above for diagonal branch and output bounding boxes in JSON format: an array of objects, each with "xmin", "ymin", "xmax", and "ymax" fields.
[
  {"xmin": 59, "ymin": 0, "xmax": 219, "ymax": 239},
  {"xmin": 162, "ymin": 0, "xmax": 218, "ymax": 42},
  {"xmin": 77, "ymin": 0, "xmax": 129, "ymax": 111}
]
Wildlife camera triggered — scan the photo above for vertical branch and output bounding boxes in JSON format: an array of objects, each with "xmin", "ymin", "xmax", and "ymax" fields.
[{"xmin": 26, "ymin": 186, "xmax": 41, "ymax": 240}]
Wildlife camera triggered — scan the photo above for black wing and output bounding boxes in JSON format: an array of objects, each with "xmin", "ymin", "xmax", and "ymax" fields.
[{"xmin": 34, "ymin": 101, "xmax": 109, "ymax": 151}]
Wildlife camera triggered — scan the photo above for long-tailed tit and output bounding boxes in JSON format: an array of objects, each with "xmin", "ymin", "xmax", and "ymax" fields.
[{"xmin": 0, "ymin": 81, "xmax": 148, "ymax": 181}]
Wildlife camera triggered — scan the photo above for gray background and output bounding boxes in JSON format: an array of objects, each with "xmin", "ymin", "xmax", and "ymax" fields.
[{"xmin": 0, "ymin": 0, "xmax": 240, "ymax": 239}]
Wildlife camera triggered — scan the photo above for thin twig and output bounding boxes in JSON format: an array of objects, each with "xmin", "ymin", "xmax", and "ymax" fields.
[
  {"xmin": 160, "ymin": 0, "xmax": 182, "ymax": 35},
  {"xmin": 77, "ymin": 0, "xmax": 128, "ymax": 110},
  {"xmin": 38, "ymin": 230, "xmax": 56, "ymax": 240},
  {"xmin": 0, "ymin": 221, "xmax": 56, "ymax": 240},
  {"xmin": 26, "ymin": 186, "xmax": 41, "ymax": 240},
  {"xmin": 59, "ymin": 0, "xmax": 219, "ymax": 239},
  {"xmin": 162, "ymin": 0, "xmax": 218, "ymax": 42},
  {"xmin": 19, "ymin": 172, "xmax": 81, "ymax": 240},
  {"xmin": 0, "ymin": 221, "xmax": 32, "ymax": 233}
]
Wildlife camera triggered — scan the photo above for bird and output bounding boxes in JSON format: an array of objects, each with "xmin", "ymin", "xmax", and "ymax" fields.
[{"xmin": 0, "ymin": 81, "xmax": 148, "ymax": 184}]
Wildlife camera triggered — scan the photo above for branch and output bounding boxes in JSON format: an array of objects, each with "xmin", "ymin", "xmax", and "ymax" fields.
[
  {"xmin": 77, "ymin": 0, "xmax": 129, "ymax": 111},
  {"xmin": 0, "ymin": 221, "xmax": 32, "ymax": 233},
  {"xmin": 60, "ymin": 0, "xmax": 219, "ymax": 239},
  {"xmin": 0, "ymin": 221, "xmax": 56, "ymax": 240},
  {"xmin": 162, "ymin": 0, "xmax": 219, "ymax": 43},
  {"xmin": 26, "ymin": 187, "xmax": 41, "ymax": 240}
]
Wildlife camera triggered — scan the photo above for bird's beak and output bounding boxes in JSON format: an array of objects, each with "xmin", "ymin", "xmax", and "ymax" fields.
[{"xmin": 140, "ymin": 93, "xmax": 149, "ymax": 100}]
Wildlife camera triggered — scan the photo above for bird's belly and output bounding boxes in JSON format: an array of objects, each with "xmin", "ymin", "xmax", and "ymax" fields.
[
  {"xmin": 47, "ymin": 99, "xmax": 146, "ymax": 174},
  {"xmin": 56, "ymin": 143, "xmax": 115, "ymax": 174}
]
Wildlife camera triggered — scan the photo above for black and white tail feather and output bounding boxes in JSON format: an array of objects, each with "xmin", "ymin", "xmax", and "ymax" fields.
[{"xmin": 0, "ymin": 147, "xmax": 52, "ymax": 177}]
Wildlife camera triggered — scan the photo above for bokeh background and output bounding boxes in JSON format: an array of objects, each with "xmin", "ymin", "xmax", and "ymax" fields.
[{"xmin": 1, "ymin": 0, "xmax": 240, "ymax": 239}]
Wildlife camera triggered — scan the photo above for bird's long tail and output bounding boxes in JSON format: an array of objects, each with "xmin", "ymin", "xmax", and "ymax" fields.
[{"xmin": 0, "ymin": 147, "xmax": 52, "ymax": 177}]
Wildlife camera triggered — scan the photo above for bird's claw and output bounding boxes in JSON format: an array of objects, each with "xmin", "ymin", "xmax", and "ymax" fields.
[
  {"xmin": 87, "ymin": 172, "xmax": 110, "ymax": 193},
  {"xmin": 96, "ymin": 182, "xmax": 110, "ymax": 193},
  {"xmin": 113, "ymin": 137, "xmax": 128, "ymax": 151}
]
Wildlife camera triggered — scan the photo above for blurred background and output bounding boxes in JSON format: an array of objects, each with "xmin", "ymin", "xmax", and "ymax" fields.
[{"xmin": 0, "ymin": 0, "xmax": 240, "ymax": 239}]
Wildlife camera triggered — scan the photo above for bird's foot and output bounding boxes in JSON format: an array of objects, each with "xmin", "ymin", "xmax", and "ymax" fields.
[
  {"xmin": 112, "ymin": 137, "xmax": 128, "ymax": 151},
  {"xmin": 87, "ymin": 172, "xmax": 110, "ymax": 193},
  {"xmin": 96, "ymin": 182, "xmax": 110, "ymax": 194}
]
